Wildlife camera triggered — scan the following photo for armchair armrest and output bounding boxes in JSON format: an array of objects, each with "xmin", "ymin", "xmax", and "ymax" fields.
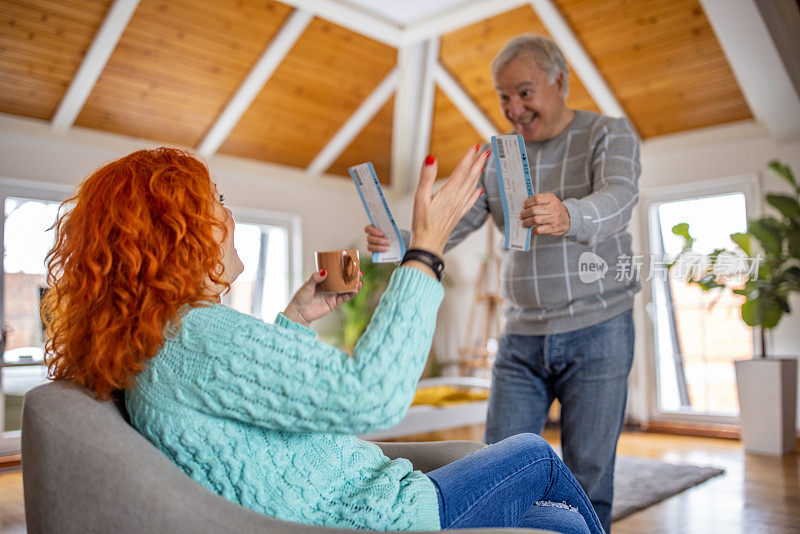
[{"xmin": 374, "ymin": 440, "xmax": 486, "ymax": 473}]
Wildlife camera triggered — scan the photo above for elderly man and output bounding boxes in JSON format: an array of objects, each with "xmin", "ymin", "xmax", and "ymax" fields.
[{"xmin": 366, "ymin": 34, "xmax": 640, "ymax": 532}]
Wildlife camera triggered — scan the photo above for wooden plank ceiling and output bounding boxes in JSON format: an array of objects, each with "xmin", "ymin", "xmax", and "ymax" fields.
[
  {"xmin": 0, "ymin": 0, "xmax": 753, "ymax": 184},
  {"xmin": 218, "ymin": 16, "xmax": 396, "ymax": 175},
  {"xmin": 556, "ymin": 0, "xmax": 752, "ymax": 137},
  {"xmin": 0, "ymin": 0, "xmax": 111, "ymax": 120},
  {"xmin": 76, "ymin": 0, "xmax": 293, "ymax": 148}
]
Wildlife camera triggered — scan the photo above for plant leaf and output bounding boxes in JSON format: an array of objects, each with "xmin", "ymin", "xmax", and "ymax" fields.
[
  {"xmin": 766, "ymin": 194, "xmax": 800, "ymax": 222},
  {"xmin": 741, "ymin": 298, "xmax": 761, "ymax": 326},
  {"xmin": 748, "ymin": 218, "xmax": 782, "ymax": 256},
  {"xmin": 777, "ymin": 295, "xmax": 792, "ymax": 313},
  {"xmin": 767, "ymin": 160, "xmax": 797, "ymax": 190},
  {"xmin": 759, "ymin": 296, "xmax": 782, "ymax": 328},
  {"xmin": 788, "ymin": 230, "xmax": 800, "ymax": 259},
  {"xmin": 697, "ymin": 273, "xmax": 723, "ymax": 291},
  {"xmin": 671, "ymin": 223, "xmax": 694, "ymax": 252},
  {"xmin": 780, "ymin": 265, "xmax": 800, "ymax": 284},
  {"xmin": 708, "ymin": 248, "xmax": 726, "ymax": 266},
  {"xmin": 730, "ymin": 232, "xmax": 752, "ymax": 256}
]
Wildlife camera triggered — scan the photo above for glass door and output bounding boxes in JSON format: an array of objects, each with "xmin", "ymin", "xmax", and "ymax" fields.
[{"xmin": 648, "ymin": 192, "xmax": 753, "ymax": 417}]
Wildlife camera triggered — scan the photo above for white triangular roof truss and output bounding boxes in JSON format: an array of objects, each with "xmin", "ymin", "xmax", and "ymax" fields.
[{"xmin": 43, "ymin": 0, "xmax": 800, "ymax": 195}]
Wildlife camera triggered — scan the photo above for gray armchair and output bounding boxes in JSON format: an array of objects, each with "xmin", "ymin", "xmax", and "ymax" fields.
[{"xmin": 22, "ymin": 382, "xmax": 549, "ymax": 534}]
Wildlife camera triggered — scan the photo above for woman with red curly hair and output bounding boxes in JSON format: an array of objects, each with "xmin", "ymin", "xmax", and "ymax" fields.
[{"xmin": 43, "ymin": 147, "xmax": 602, "ymax": 534}]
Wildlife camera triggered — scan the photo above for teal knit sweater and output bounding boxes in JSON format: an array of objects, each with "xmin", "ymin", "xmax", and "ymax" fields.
[{"xmin": 126, "ymin": 267, "xmax": 443, "ymax": 530}]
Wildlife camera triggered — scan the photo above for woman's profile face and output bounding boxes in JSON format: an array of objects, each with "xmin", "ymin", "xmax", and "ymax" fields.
[{"xmin": 213, "ymin": 189, "xmax": 244, "ymax": 286}]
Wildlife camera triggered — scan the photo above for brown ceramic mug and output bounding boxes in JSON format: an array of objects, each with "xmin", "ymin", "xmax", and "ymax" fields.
[{"xmin": 314, "ymin": 249, "xmax": 360, "ymax": 293}]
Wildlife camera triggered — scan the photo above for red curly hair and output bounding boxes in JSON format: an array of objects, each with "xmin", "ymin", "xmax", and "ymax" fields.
[{"xmin": 42, "ymin": 147, "xmax": 228, "ymax": 399}]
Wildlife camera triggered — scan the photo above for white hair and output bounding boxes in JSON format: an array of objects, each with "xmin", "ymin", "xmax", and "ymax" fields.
[{"xmin": 491, "ymin": 34, "xmax": 570, "ymax": 97}]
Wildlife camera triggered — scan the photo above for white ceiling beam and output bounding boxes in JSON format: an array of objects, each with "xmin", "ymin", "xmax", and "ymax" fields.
[
  {"xmin": 306, "ymin": 68, "xmax": 399, "ymax": 175},
  {"xmin": 278, "ymin": 0, "xmax": 403, "ymax": 47},
  {"xmin": 433, "ymin": 63, "xmax": 499, "ymax": 142},
  {"xmin": 699, "ymin": 0, "xmax": 800, "ymax": 141},
  {"xmin": 391, "ymin": 44, "xmax": 428, "ymax": 194},
  {"xmin": 402, "ymin": 0, "xmax": 527, "ymax": 45},
  {"xmin": 198, "ymin": 9, "xmax": 313, "ymax": 158},
  {"xmin": 51, "ymin": 0, "xmax": 140, "ymax": 133},
  {"xmin": 412, "ymin": 38, "xmax": 440, "ymax": 172},
  {"xmin": 529, "ymin": 0, "xmax": 626, "ymax": 119}
]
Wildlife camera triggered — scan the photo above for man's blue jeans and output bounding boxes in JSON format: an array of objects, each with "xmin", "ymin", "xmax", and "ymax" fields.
[
  {"xmin": 427, "ymin": 433, "xmax": 604, "ymax": 533},
  {"xmin": 484, "ymin": 310, "xmax": 635, "ymax": 533}
]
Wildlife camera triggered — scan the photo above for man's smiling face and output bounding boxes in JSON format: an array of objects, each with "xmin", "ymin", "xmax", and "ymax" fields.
[{"xmin": 494, "ymin": 55, "xmax": 569, "ymax": 143}]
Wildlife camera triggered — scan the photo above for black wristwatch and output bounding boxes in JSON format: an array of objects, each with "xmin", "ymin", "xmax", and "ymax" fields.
[{"xmin": 401, "ymin": 248, "xmax": 445, "ymax": 281}]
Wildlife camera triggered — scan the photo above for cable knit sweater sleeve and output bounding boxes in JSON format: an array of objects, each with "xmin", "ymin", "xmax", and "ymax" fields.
[{"xmin": 157, "ymin": 266, "xmax": 443, "ymax": 435}]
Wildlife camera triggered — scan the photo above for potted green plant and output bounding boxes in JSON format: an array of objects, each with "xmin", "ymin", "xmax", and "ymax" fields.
[
  {"xmin": 670, "ymin": 160, "xmax": 799, "ymax": 455},
  {"xmin": 334, "ymin": 255, "xmax": 446, "ymax": 377},
  {"xmin": 335, "ymin": 256, "xmax": 396, "ymax": 354}
]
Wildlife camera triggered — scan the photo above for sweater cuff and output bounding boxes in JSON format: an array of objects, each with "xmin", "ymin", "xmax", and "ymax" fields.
[
  {"xmin": 563, "ymin": 198, "xmax": 592, "ymax": 245},
  {"xmin": 274, "ymin": 313, "xmax": 317, "ymax": 338},
  {"xmin": 391, "ymin": 266, "xmax": 445, "ymax": 308},
  {"xmin": 563, "ymin": 198, "xmax": 583, "ymax": 238}
]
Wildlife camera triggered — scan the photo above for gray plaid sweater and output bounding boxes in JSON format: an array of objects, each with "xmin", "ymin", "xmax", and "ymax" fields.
[{"xmin": 447, "ymin": 110, "xmax": 641, "ymax": 335}]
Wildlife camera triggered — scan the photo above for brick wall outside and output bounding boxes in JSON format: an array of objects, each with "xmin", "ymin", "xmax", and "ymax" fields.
[{"xmin": 3, "ymin": 272, "xmax": 46, "ymax": 352}]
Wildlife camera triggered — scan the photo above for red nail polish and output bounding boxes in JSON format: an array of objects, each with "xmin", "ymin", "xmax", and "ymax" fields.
[
  {"xmin": 320, "ymin": 269, "xmax": 327, "ymax": 277},
  {"xmin": 474, "ymin": 144, "xmax": 480, "ymax": 153},
  {"xmin": 483, "ymin": 150, "xmax": 491, "ymax": 158},
  {"xmin": 480, "ymin": 188, "xmax": 485, "ymax": 195},
  {"xmin": 425, "ymin": 154, "xmax": 436, "ymax": 165}
]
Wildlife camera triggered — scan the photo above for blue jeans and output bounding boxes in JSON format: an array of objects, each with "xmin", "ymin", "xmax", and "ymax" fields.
[
  {"xmin": 484, "ymin": 310, "xmax": 634, "ymax": 534},
  {"xmin": 427, "ymin": 433, "xmax": 603, "ymax": 533}
]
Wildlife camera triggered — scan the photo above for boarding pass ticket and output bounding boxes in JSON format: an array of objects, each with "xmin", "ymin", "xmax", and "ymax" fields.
[
  {"xmin": 492, "ymin": 134, "xmax": 534, "ymax": 251},
  {"xmin": 349, "ymin": 162, "xmax": 406, "ymax": 263}
]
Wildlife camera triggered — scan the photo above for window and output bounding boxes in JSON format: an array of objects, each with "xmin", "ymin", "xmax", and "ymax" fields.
[
  {"xmin": 2, "ymin": 196, "xmax": 59, "ymax": 433},
  {"xmin": 224, "ymin": 222, "xmax": 291, "ymax": 321},
  {"xmin": 225, "ymin": 207, "xmax": 301, "ymax": 321},
  {"xmin": 0, "ymin": 183, "xmax": 300, "ymax": 450},
  {"xmin": 643, "ymin": 176, "xmax": 758, "ymax": 422}
]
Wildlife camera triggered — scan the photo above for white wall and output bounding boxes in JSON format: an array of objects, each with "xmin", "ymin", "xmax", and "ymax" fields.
[{"xmin": 2, "ymin": 113, "xmax": 799, "ymax": 432}]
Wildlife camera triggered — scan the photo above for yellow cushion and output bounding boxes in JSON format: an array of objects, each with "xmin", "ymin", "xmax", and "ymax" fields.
[{"xmin": 411, "ymin": 385, "xmax": 489, "ymax": 407}]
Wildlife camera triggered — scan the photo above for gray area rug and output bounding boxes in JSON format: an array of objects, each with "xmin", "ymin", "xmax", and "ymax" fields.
[{"xmin": 611, "ymin": 455, "xmax": 725, "ymax": 521}]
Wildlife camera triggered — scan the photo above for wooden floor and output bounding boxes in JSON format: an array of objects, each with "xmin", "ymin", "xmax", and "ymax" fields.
[{"xmin": 1, "ymin": 426, "xmax": 798, "ymax": 533}]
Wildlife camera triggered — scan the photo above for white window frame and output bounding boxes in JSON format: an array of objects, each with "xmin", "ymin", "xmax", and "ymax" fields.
[
  {"xmin": 228, "ymin": 206, "xmax": 303, "ymax": 298},
  {"xmin": 0, "ymin": 177, "xmax": 73, "ymax": 454},
  {"xmin": 638, "ymin": 174, "xmax": 760, "ymax": 426}
]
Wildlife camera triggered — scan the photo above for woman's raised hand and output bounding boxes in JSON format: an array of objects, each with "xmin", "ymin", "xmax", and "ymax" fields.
[
  {"xmin": 282, "ymin": 270, "xmax": 363, "ymax": 327},
  {"xmin": 364, "ymin": 148, "xmax": 488, "ymax": 256},
  {"xmin": 410, "ymin": 149, "xmax": 488, "ymax": 255}
]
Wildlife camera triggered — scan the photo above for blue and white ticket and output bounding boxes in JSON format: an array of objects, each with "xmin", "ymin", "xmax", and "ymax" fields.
[
  {"xmin": 492, "ymin": 134, "xmax": 534, "ymax": 251},
  {"xmin": 349, "ymin": 162, "xmax": 406, "ymax": 263}
]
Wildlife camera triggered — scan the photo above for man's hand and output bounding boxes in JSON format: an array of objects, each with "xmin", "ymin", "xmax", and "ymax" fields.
[
  {"xmin": 519, "ymin": 193, "xmax": 570, "ymax": 236},
  {"xmin": 365, "ymin": 224, "xmax": 389, "ymax": 253}
]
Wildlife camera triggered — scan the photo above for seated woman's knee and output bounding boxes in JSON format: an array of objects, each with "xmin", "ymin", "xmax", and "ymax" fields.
[{"xmin": 503, "ymin": 432, "xmax": 553, "ymax": 456}]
